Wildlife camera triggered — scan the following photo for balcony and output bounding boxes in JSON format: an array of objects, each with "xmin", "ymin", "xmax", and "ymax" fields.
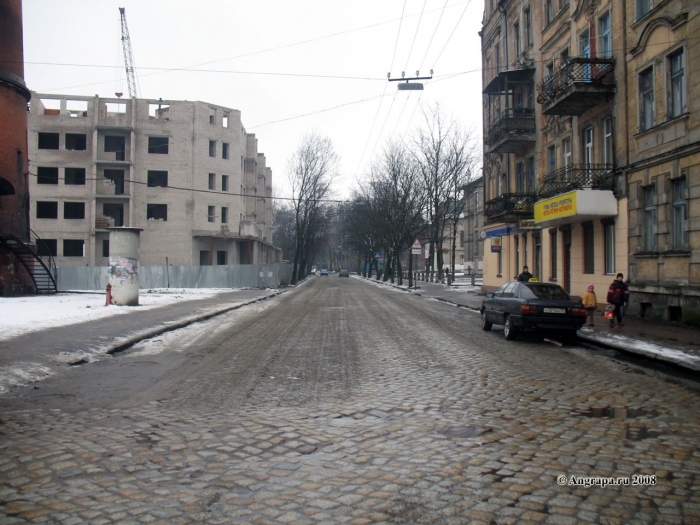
[
  {"xmin": 536, "ymin": 57, "xmax": 615, "ymax": 115},
  {"xmin": 538, "ymin": 164, "xmax": 614, "ymax": 199},
  {"xmin": 484, "ymin": 193, "xmax": 537, "ymax": 224},
  {"xmin": 485, "ymin": 109, "xmax": 535, "ymax": 153}
]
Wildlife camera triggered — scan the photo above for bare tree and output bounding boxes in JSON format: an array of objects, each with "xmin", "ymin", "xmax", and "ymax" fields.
[
  {"xmin": 287, "ymin": 132, "xmax": 338, "ymax": 284},
  {"xmin": 272, "ymin": 201, "xmax": 296, "ymax": 261},
  {"xmin": 413, "ymin": 105, "xmax": 476, "ymax": 282}
]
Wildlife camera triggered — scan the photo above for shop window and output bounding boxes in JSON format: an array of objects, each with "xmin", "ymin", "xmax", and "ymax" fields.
[{"xmin": 582, "ymin": 222, "xmax": 594, "ymax": 274}]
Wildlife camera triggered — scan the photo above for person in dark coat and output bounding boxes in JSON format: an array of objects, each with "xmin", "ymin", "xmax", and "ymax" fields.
[
  {"xmin": 607, "ymin": 273, "xmax": 629, "ymax": 327},
  {"xmin": 517, "ymin": 266, "xmax": 533, "ymax": 282}
]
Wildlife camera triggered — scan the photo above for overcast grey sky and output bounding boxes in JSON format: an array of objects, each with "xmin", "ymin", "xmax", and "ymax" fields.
[{"xmin": 22, "ymin": 0, "xmax": 484, "ymax": 198}]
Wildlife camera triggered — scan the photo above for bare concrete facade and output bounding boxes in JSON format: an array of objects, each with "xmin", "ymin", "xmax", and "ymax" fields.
[{"xmin": 28, "ymin": 94, "xmax": 279, "ymax": 268}]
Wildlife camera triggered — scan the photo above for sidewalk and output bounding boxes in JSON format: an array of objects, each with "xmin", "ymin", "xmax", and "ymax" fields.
[
  {"xmin": 362, "ymin": 276, "xmax": 700, "ymax": 373},
  {"xmin": 0, "ymin": 288, "xmax": 285, "ymax": 393}
]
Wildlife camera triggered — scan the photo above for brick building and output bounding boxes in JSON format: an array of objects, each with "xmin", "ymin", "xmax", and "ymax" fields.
[{"xmin": 28, "ymin": 94, "xmax": 279, "ymax": 267}]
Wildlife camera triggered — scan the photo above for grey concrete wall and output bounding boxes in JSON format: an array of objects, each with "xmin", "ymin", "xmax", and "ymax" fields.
[{"xmin": 57, "ymin": 263, "xmax": 293, "ymax": 291}]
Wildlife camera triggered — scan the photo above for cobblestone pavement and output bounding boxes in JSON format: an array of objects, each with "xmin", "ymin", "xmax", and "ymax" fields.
[{"xmin": 1, "ymin": 277, "xmax": 699, "ymax": 524}]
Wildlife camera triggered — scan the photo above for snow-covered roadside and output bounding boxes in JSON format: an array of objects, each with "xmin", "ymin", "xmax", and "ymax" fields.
[{"xmin": 0, "ymin": 289, "xmax": 227, "ymax": 341}]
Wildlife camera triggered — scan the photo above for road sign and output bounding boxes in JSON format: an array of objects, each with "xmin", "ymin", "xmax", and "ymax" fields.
[
  {"xmin": 374, "ymin": 252, "xmax": 382, "ymax": 259},
  {"xmin": 411, "ymin": 239, "xmax": 422, "ymax": 255}
]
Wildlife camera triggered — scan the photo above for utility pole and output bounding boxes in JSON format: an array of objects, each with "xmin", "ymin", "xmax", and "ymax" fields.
[{"xmin": 119, "ymin": 7, "xmax": 138, "ymax": 99}]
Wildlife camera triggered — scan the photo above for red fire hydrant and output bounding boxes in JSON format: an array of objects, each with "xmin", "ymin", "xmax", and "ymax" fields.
[{"xmin": 105, "ymin": 283, "xmax": 112, "ymax": 306}]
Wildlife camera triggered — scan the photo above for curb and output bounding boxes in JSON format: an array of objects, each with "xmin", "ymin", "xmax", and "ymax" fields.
[{"xmin": 69, "ymin": 290, "xmax": 286, "ymax": 365}]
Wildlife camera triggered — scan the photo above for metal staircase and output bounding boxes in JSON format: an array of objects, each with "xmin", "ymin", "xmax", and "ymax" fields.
[{"xmin": 0, "ymin": 212, "xmax": 57, "ymax": 294}]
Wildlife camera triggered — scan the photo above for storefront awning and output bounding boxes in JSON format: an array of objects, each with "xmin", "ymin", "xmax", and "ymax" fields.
[{"xmin": 534, "ymin": 190, "xmax": 617, "ymax": 227}]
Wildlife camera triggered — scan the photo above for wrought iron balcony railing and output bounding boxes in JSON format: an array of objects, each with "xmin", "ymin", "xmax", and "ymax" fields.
[
  {"xmin": 536, "ymin": 57, "xmax": 615, "ymax": 114},
  {"xmin": 484, "ymin": 192, "xmax": 537, "ymax": 223},
  {"xmin": 538, "ymin": 164, "xmax": 614, "ymax": 199},
  {"xmin": 485, "ymin": 109, "xmax": 535, "ymax": 151}
]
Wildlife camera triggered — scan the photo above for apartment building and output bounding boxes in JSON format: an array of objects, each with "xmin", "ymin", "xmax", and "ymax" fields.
[
  {"xmin": 480, "ymin": 0, "xmax": 629, "ymax": 299},
  {"xmin": 28, "ymin": 93, "xmax": 279, "ymax": 268},
  {"xmin": 625, "ymin": 1, "xmax": 699, "ymax": 324}
]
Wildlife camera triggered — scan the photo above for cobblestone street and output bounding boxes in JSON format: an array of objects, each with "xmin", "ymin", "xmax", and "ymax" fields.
[{"xmin": 1, "ymin": 277, "xmax": 699, "ymax": 524}]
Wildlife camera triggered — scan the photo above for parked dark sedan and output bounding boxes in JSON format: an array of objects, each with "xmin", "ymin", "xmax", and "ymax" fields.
[{"xmin": 481, "ymin": 281, "xmax": 586, "ymax": 342}]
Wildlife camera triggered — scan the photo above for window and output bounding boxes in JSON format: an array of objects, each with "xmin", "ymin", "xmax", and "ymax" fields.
[
  {"xmin": 37, "ymin": 239, "xmax": 57, "ymax": 257},
  {"xmin": 208, "ymin": 173, "xmax": 216, "ymax": 190},
  {"xmin": 65, "ymin": 133, "xmax": 87, "ymax": 151},
  {"xmin": 583, "ymin": 127, "xmax": 593, "ymax": 167},
  {"xmin": 525, "ymin": 8, "xmax": 532, "ymax": 47},
  {"xmin": 64, "ymin": 202, "xmax": 85, "ymax": 219},
  {"xmin": 38, "ymin": 132, "xmax": 59, "ymax": 150},
  {"xmin": 602, "ymin": 118, "xmax": 613, "ymax": 165},
  {"xmin": 550, "ymin": 229, "xmax": 558, "ymax": 280},
  {"xmin": 562, "ymin": 138, "xmax": 572, "ymax": 170},
  {"xmin": 672, "ymin": 179, "xmax": 687, "ymax": 249},
  {"xmin": 222, "ymin": 142, "xmax": 229, "ymax": 159},
  {"xmin": 223, "ymin": 113, "xmax": 229, "ymax": 128},
  {"xmin": 102, "ymin": 240, "xmax": 110, "ymax": 258},
  {"xmin": 514, "ymin": 22, "xmax": 521, "ymax": 56},
  {"xmin": 200, "ymin": 251, "xmax": 211, "ymax": 265},
  {"xmin": 640, "ymin": 68, "xmax": 654, "ymax": 131},
  {"xmin": 644, "ymin": 185, "xmax": 656, "ymax": 251},
  {"xmin": 604, "ymin": 221, "xmax": 615, "ymax": 274},
  {"xmin": 148, "ymin": 136, "xmax": 169, "ymax": 154},
  {"xmin": 516, "ymin": 162, "xmax": 524, "ymax": 193},
  {"xmin": 528, "ymin": 157, "xmax": 536, "ymax": 193},
  {"xmin": 599, "ymin": 14, "xmax": 611, "ymax": 58},
  {"xmin": 65, "ymin": 167, "xmax": 86, "ymax": 185},
  {"xmin": 147, "ymin": 204, "xmax": 168, "ymax": 221},
  {"xmin": 637, "ymin": 0, "xmax": 653, "ymax": 20},
  {"xmin": 147, "ymin": 170, "xmax": 168, "ymax": 187},
  {"xmin": 103, "ymin": 203, "xmax": 124, "ymax": 227},
  {"xmin": 209, "ymin": 140, "xmax": 216, "ymax": 157},
  {"xmin": 208, "ymin": 205, "xmax": 216, "ymax": 223},
  {"xmin": 545, "ymin": 0, "xmax": 553, "ymax": 24},
  {"xmin": 548, "ymin": 145, "xmax": 556, "ymax": 174},
  {"xmin": 669, "ymin": 50, "xmax": 685, "ymax": 119},
  {"xmin": 63, "ymin": 239, "xmax": 84, "ymax": 257},
  {"xmin": 222, "ymin": 175, "xmax": 229, "ymax": 192},
  {"xmin": 495, "ymin": 43, "xmax": 500, "ymax": 74},
  {"xmin": 37, "ymin": 167, "xmax": 59, "ymax": 185},
  {"xmin": 104, "ymin": 169, "xmax": 125, "ymax": 195},
  {"xmin": 221, "ymin": 206, "xmax": 228, "ymax": 224},
  {"xmin": 217, "ymin": 251, "xmax": 227, "ymax": 265},
  {"xmin": 104, "ymin": 136, "xmax": 125, "ymax": 160},
  {"xmin": 209, "ymin": 108, "xmax": 216, "ymax": 124},
  {"xmin": 36, "ymin": 201, "xmax": 58, "ymax": 219},
  {"xmin": 545, "ymin": 62, "xmax": 554, "ymax": 79},
  {"xmin": 582, "ymin": 222, "xmax": 594, "ymax": 274}
]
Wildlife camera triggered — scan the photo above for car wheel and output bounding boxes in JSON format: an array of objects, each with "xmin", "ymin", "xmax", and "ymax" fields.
[
  {"xmin": 481, "ymin": 310, "xmax": 492, "ymax": 331},
  {"xmin": 504, "ymin": 316, "xmax": 518, "ymax": 340}
]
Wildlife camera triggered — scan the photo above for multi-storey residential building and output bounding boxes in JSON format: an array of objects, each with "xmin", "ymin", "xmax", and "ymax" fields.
[
  {"xmin": 28, "ymin": 93, "xmax": 279, "ymax": 268},
  {"xmin": 625, "ymin": 1, "xmax": 699, "ymax": 325},
  {"xmin": 480, "ymin": 0, "xmax": 629, "ymax": 300}
]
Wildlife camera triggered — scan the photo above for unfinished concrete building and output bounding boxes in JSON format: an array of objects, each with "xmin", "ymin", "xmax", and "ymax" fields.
[{"xmin": 28, "ymin": 94, "xmax": 279, "ymax": 268}]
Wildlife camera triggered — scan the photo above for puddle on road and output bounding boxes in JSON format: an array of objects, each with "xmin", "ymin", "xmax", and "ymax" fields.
[{"xmin": 574, "ymin": 406, "xmax": 659, "ymax": 419}]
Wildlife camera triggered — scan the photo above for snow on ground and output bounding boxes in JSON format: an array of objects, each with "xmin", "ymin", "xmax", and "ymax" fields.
[{"xmin": 0, "ymin": 289, "xmax": 226, "ymax": 341}]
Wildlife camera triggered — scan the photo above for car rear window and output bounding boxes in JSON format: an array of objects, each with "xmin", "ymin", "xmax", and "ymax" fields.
[{"xmin": 519, "ymin": 284, "xmax": 571, "ymax": 300}]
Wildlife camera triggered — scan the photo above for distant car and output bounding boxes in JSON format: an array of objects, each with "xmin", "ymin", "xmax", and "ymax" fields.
[
  {"xmin": 320, "ymin": 268, "xmax": 329, "ymax": 276},
  {"xmin": 339, "ymin": 268, "xmax": 349, "ymax": 277},
  {"xmin": 481, "ymin": 281, "xmax": 586, "ymax": 342}
]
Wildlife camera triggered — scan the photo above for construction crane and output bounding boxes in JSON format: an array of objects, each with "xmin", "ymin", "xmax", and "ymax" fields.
[{"xmin": 119, "ymin": 7, "xmax": 139, "ymax": 99}]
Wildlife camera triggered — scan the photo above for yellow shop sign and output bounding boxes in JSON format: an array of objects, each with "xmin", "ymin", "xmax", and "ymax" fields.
[{"xmin": 534, "ymin": 191, "xmax": 577, "ymax": 222}]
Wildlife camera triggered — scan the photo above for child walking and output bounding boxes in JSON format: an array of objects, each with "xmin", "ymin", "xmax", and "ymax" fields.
[{"xmin": 583, "ymin": 284, "xmax": 597, "ymax": 327}]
